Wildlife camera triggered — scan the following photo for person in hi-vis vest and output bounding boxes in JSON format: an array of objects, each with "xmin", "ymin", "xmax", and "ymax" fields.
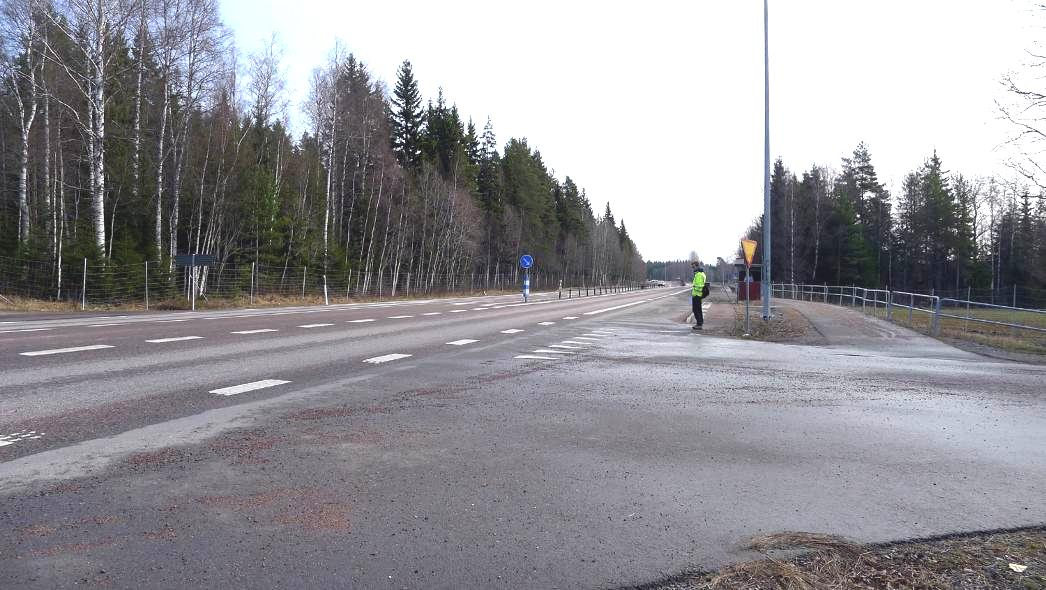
[{"xmin": 691, "ymin": 261, "xmax": 707, "ymax": 330}]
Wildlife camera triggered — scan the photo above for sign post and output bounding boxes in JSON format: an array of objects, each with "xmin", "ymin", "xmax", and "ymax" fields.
[
  {"xmin": 519, "ymin": 254, "xmax": 534, "ymax": 302},
  {"xmin": 741, "ymin": 240, "xmax": 758, "ymax": 337},
  {"xmin": 174, "ymin": 254, "xmax": 216, "ymax": 311}
]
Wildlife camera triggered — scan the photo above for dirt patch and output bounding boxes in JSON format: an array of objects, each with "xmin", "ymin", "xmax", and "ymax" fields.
[
  {"xmin": 633, "ymin": 528, "xmax": 1046, "ymax": 590},
  {"xmin": 126, "ymin": 447, "xmax": 187, "ymax": 467},
  {"xmin": 29, "ymin": 539, "xmax": 116, "ymax": 558},
  {"xmin": 195, "ymin": 487, "xmax": 350, "ymax": 531},
  {"xmin": 730, "ymin": 304, "xmax": 825, "ymax": 344},
  {"xmin": 141, "ymin": 526, "xmax": 177, "ymax": 541},
  {"xmin": 208, "ymin": 429, "xmax": 280, "ymax": 464}
]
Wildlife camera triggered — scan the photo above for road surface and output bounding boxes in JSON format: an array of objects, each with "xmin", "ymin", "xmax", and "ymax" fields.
[{"xmin": 1, "ymin": 288, "xmax": 1043, "ymax": 588}]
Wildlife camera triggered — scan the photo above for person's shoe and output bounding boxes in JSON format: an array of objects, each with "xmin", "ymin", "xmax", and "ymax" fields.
[{"xmin": 692, "ymin": 325, "xmax": 701, "ymax": 331}]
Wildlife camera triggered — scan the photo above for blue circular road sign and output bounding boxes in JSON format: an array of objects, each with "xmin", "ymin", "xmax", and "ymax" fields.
[{"xmin": 519, "ymin": 254, "xmax": 534, "ymax": 269}]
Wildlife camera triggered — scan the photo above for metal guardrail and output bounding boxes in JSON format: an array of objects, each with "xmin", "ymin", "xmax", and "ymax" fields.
[{"xmin": 771, "ymin": 283, "xmax": 1046, "ymax": 341}]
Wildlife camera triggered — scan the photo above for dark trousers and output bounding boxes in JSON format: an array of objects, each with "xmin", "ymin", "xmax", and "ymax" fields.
[{"xmin": 692, "ymin": 295, "xmax": 703, "ymax": 326}]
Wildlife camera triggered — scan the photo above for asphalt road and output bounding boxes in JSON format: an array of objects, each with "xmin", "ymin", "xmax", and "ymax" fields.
[{"xmin": 1, "ymin": 288, "xmax": 1044, "ymax": 589}]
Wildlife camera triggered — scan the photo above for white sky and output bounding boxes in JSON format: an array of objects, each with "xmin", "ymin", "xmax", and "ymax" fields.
[{"xmin": 221, "ymin": 0, "xmax": 1040, "ymax": 263}]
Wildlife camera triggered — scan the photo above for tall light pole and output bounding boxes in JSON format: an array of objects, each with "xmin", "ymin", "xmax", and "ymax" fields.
[{"xmin": 761, "ymin": 0, "xmax": 772, "ymax": 320}]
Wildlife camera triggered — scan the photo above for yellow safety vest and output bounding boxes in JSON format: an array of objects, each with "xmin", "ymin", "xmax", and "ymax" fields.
[{"xmin": 691, "ymin": 271, "xmax": 706, "ymax": 296}]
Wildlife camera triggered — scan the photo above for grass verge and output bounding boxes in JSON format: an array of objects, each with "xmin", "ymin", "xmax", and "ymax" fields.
[{"xmin": 632, "ymin": 527, "xmax": 1046, "ymax": 590}]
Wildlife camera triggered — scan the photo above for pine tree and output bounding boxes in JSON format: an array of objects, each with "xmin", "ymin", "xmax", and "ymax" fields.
[{"xmin": 389, "ymin": 60, "xmax": 424, "ymax": 170}]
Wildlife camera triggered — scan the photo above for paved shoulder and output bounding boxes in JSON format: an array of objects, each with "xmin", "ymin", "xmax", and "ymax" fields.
[{"xmin": 775, "ymin": 299, "xmax": 981, "ymax": 361}]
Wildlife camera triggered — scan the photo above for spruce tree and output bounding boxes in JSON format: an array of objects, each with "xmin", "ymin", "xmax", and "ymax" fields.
[{"xmin": 390, "ymin": 60, "xmax": 424, "ymax": 169}]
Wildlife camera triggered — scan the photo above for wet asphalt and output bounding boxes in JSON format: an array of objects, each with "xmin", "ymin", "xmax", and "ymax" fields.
[{"xmin": 1, "ymin": 289, "xmax": 1044, "ymax": 589}]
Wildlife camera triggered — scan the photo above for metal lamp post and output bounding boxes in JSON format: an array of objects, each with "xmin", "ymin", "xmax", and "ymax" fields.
[{"xmin": 761, "ymin": 0, "xmax": 772, "ymax": 320}]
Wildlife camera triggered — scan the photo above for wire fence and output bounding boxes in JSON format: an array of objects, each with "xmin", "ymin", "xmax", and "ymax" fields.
[
  {"xmin": 0, "ymin": 255, "xmax": 644, "ymax": 310},
  {"xmin": 772, "ymin": 283, "xmax": 1046, "ymax": 355}
]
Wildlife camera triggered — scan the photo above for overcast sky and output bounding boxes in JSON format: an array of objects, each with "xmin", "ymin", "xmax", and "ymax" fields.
[{"xmin": 221, "ymin": 0, "xmax": 1040, "ymax": 263}]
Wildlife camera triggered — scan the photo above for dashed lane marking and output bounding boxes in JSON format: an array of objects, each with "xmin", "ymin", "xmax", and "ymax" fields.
[
  {"xmin": 548, "ymin": 344, "xmax": 583, "ymax": 350},
  {"xmin": 573, "ymin": 336, "xmax": 600, "ymax": 341},
  {"xmin": 387, "ymin": 315, "xmax": 414, "ymax": 319},
  {"xmin": 500, "ymin": 329, "xmax": 524, "ymax": 334},
  {"xmin": 538, "ymin": 322, "xmax": 555, "ymax": 326},
  {"xmin": 0, "ymin": 430, "xmax": 44, "ymax": 447},
  {"xmin": 450, "ymin": 310, "xmax": 469, "ymax": 313},
  {"xmin": 582, "ymin": 299, "xmax": 649, "ymax": 315},
  {"xmin": 299, "ymin": 323, "xmax": 335, "ymax": 328},
  {"xmin": 20, "ymin": 344, "xmax": 115, "ymax": 356},
  {"xmin": 446, "ymin": 339, "xmax": 479, "ymax": 346},
  {"xmin": 471, "ymin": 308, "xmax": 491, "ymax": 311},
  {"xmin": 88, "ymin": 323, "xmax": 121, "ymax": 327},
  {"xmin": 348, "ymin": 319, "xmax": 376, "ymax": 323},
  {"xmin": 515, "ymin": 354, "xmax": 557, "ymax": 360},
  {"xmin": 363, "ymin": 353, "xmax": 412, "ymax": 364},
  {"xmin": 0, "ymin": 328, "xmax": 53, "ymax": 333},
  {"xmin": 146, "ymin": 336, "xmax": 204, "ymax": 343},
  {"xmin": 561, "ymin": 341, "xmax": 590, "ymax": 345},
  {"xmin": 232, "ymin": 329, "xmax": 278, "ymax": 334},
  {"xmin": 533, "ymin": 349, "xmax": 571, "ymax": 354},
  {"xmin": 563, "ymin": 316, "xmax": 579, "ymax": 320},
  {"xmin": 422, "ymin": 312, "xmax": 442, "ymax": 316},
  {"xmin": 210, "ymin": 379, "xmax": 291, "ymax": 397}
]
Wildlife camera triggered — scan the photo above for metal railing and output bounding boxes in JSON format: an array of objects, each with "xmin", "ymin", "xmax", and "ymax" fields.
[{"xmin": 771, "ymin": 283, "xmax": 1046, "ymax": 352}]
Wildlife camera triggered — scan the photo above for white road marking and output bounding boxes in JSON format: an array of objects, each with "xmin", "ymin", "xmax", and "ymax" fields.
[
  {"xmin": 582, "ymin": 299, "xmax": 650, "ymax": 315},
  {"xmin": 0, "ymin": 328, "xmax": 53, "ymax": 333},
  {"xmin": 471, "ymin": 308, "xmax": 490, "ymax": 311},
  {"xmin": 146, "ymin": 336, "xmax": 204, "ymax": 343},
  {"xmin": 20, "ymin": 344, "xmax": 114, "ymax": 356},
  {"xmin": 422, "ymin": 312, "xmax": 442, "ymax": 316},
  {"xmin": 299, "ymin": 323, "xmax": 335, "ymax": 328},
  {"xmin": 533, "ymin": 349, "xmax": 571, "ymax": 354},
  {"xmin": 450, "ymin": 309, "xmax": 469, "ymax": 313},
  {"xmin": 500, "ymin": 329, "xmax": 524, "ymax": 334},
  {"xmin": 232, "ymin": 329, "xmax": 278, "ymax": 334},
  {"xmin": 548, "ymin": 344, "xmax": 583, "ymax": 350},
  {"xmin": 537, "ymin": 322, "xmax": 555, "ymax": 326},
  {"xmin": 348, "ymin": 319, "xmax": 375, "ymax": 323},
  {"xmin": 0, "ymin": 430, "xmax": 45, "ymax": 447},
  {"xmin": 446, "ymin": 339, "xmax": 479, "ymax": 346},
  {"xmin": 88, "ymin": 323, "xmax": 121, "ymax": 327},
  {"xmin": 563, "ymin": 316, "xmax": 579, "ymax": 320},
  {"xmin": 515, "ymin": 355, "xmax": 557, "ymax": 360},
  {"xmin": 210, "ymin": 379, "xmax": 290, "ymax": 396},
  {"xmin": 363, "ymin": 353, "xmax": 412, "ymax": 364},
  {"xmin": 387, "ymin": 315, "xmax": 413, "ymax": 319},
  {"xmin": 561, "ymin": 340, "xmax": 589, "ymax": 345},
  {"xmin": 156, "ymin": 319, "xmax": 188, "ymax": 323},
  {"xmin": 573, "ymin": 336, "xmax": 600, "ymax": 341}
]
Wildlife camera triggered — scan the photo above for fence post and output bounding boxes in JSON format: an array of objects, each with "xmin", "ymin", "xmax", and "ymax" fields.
[
  {"xmin": 931, "ymin": 297, "xmax": 942, "ymax": 336},
  {"xmin": 250, "ymin": 262, "xmax": 256, "ymax": 305},
  {"xmin": 302, "ymin": 266, "xmax": 307, "ymax": 301},
  {"xmin": 851, "ymin": 285, "xmax": 855, "ymax": 307},
  {"xmin": 323, "ymin": 274, "xmax": 329, "ymax": 306},
  {"xmin": 907, "ymin": 294, "xmax": 913, "ymax": 326},
  {"xmin": 81, "ymin": 258, "xmax": 87, "ymax": 310},
  {"xmin": 145, "ymin": 261, "xmax": 149, "ymax": 311},
  {"xmin": 965, "ymin": 286, "xmax": 971, "ymax": 334},
  {"xmin": 1013, "ymin": 284, "xmax": 1017, "ymax": 308},
  {"xmin": 824, "ymin": 284, "xmax": 828, "ymax": 303}
]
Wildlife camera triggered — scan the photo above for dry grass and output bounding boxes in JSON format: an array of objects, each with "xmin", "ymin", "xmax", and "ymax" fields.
[
  {"xmin": 633, "ymin": 528, "xmax": 1046, "ymax": 590},
  {"xmin": 0, "ymin": 288, "xmax": 529, "ymax": 313},
  {"xmin": 731, "ymin": 303, "xmax": 821, "ymax": 344}
]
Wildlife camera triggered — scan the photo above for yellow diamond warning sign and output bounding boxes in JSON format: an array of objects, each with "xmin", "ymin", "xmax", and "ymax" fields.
[{"xmin": 741, "ymin": 239, "xmax": 757, "ymax": 267}]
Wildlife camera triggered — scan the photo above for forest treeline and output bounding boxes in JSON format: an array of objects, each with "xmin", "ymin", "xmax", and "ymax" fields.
[
  {"xmin": 0, "ymin": 0, "xmax": 644, "ymax": 299},
  {"xmin": 740, "ymin": 143, "xmax": 1046, "ymax": 299}
]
